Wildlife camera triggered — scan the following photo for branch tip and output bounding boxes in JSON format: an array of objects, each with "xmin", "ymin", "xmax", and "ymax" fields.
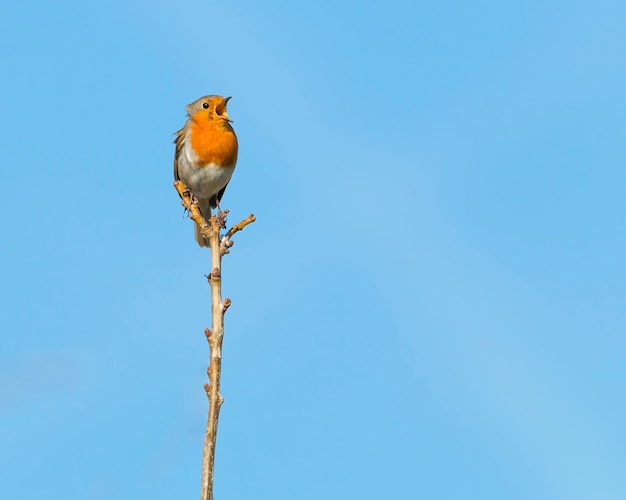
[{"xmin": 224, "ymin": 214, "xmax": 256, "ymax": 240}]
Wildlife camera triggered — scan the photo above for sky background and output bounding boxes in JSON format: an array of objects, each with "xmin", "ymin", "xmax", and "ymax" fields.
[{"xmin": 1, "ymin": 1, "xmax": 625, "ymax": 499}]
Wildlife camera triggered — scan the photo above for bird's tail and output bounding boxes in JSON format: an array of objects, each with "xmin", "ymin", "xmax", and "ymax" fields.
[{"xmin": 194, "ymin": 199, "xmax": 211, "ymax": 247}]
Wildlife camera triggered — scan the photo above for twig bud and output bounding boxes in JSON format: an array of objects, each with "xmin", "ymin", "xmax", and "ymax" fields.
[{"xmin": 222, "ymin": 298, "xmax": 232, "ymax": 312}]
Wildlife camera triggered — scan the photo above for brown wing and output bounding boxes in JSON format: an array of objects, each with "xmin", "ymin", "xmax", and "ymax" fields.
[{"xmin": 173, "ymin": 126, "xmax": 186, "ymax": 181}]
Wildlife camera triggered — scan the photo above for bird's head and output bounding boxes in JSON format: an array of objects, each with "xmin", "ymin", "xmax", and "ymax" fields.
[{"xmin": 187, "ymin": 95, "xmax": 233, "ymax": 123}]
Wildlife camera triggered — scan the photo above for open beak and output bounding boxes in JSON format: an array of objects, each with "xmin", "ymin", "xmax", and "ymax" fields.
[{"xmin": 217, "ymin": 96, "xmax": 233, "ymax": 122}]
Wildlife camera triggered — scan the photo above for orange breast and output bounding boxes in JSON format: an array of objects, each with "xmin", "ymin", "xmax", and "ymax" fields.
[{"xmin": 189, "ymin": 120, "xmax": 238, "ymax": 168}]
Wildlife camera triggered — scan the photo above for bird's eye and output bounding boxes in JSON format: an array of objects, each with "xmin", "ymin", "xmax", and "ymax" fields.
[{"xmin": 202, "ymin": 102, "xmax": 209, "ymax": 109}]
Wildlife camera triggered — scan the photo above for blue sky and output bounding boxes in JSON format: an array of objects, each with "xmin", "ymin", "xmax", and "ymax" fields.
[{"xmin": 1, "ymin": 1, "xmax": 625, "ymax": 498}]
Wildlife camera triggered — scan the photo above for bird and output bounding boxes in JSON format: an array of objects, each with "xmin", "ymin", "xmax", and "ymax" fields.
[{"xmin": 174, "ymin": 95, "xmax": 239, "ymax": 247}]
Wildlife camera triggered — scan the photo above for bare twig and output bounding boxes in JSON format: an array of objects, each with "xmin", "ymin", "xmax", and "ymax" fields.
[
  {"xmin": 221, "ymin": 214, "xmax": 256, "ymax": 255},
  {"xmin": 174, "ymin": 180, "xmax": 255, "ymax": 500},
  {"xmin": 174, "ymin": 180, "xmax": 215, "ymax": 237}
]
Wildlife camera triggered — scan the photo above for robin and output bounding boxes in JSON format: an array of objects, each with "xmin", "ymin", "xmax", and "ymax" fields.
[{"xmin": 174, "ymin": 95, "xmax": 239, "ymax": 247}]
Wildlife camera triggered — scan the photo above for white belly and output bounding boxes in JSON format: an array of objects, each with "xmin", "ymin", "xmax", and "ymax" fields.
[{"xmin": 177, "ymin": 142, "xmax": 235, "ymax": 200}]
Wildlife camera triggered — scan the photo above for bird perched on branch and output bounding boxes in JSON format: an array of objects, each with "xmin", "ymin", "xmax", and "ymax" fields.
[{"xmin": 174, "ymin": 95, "xmax": 239, "ymax": 247}]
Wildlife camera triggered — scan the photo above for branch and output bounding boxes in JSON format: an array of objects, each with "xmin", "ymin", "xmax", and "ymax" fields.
[
  {"xmin": 174, "ymin": 180, "xmax": 224, "ymax": 239},
  {"xmin": 174, "ymin": 180, "xmax": 255, "ymax": 500},
  {"xmin": 221, "ymin": 214, "xmax": 256, "ymax": 255}
]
